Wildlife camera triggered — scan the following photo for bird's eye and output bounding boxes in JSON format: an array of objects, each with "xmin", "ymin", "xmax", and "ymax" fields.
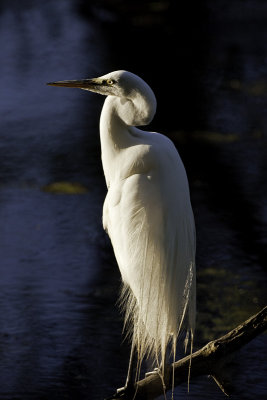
[{"xmin": 106, "ymin": 79, "xmax": 114, "ymax": 85}]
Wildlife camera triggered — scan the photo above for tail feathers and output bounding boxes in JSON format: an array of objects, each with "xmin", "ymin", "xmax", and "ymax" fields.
[
  {"xmin": 117, "ymin": 194, "xmax": 196, "ymax": 387},
  {"xmin": 119, "ymin": 259, "xmax": 196, "ymax": 373}
]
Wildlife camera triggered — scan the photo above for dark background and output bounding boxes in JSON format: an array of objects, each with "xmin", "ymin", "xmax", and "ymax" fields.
[{"xmin": 0, "ymin": 0, "xmax": 266, "ymax": 399}]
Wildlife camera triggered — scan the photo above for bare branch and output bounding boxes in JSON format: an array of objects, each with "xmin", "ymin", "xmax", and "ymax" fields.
[{"xmin": 108, "ymin": 306, "xmax": 267, "ymax": 399}]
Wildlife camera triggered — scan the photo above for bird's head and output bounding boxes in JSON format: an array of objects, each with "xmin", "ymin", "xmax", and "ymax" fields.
[
  {"xmin": 47, "ymin": 70, "xmax": 156, "ymax": 126},
  {"xmin": 47, "ymin": 70, "xmax": 153, "ymax": 100}
]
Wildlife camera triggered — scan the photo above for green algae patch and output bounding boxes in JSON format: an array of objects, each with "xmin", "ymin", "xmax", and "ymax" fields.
[
  {"xmin": 42, "ymin": 182, "xmax": 88, "ymax": 194},
  {"xmin": 170, "ymin": 130, "xmax": 240, "ymax": 144}
]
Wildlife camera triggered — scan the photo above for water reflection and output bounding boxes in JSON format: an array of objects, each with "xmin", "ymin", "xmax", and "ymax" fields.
[
  {"xmin": 0, "ymin": 0, "xmax": 266, "ymax": 399},
  {"xmin": 0, "ymin": 0, "xmax": 110, "ymax": 398}
]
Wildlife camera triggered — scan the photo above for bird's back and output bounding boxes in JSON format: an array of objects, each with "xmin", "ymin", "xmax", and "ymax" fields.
[{"xmin": 103, "ymin": 129, "xmax": 196, "ymax": 365}]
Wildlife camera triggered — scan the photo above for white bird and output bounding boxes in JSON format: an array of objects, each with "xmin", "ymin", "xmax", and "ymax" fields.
[{"xmin": 47, "ymin": 71, "xmax": 196, "ymax": 396}]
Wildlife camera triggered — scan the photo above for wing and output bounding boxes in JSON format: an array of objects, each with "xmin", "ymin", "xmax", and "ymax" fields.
[{"xmin": 103, "ymin": 133, "xmax": 196, "ymax": 362}]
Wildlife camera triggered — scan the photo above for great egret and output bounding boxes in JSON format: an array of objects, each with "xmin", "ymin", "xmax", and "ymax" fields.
[{"xmin": 47, "ymin": 71, "xmax": 196, "ymax": 396}]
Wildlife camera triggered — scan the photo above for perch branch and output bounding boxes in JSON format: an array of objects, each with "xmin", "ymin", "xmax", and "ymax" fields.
[{"xmin": 109, "ymin": 306, "xmax": 267, "ymax": 399}]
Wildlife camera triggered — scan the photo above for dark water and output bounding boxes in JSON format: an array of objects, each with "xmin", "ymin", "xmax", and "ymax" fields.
[{"xmin": 0, "ymin": 1, "xmax": 266, "ymax": 399}]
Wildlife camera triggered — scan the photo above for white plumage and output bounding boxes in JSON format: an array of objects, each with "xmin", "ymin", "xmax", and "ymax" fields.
[
  {"xmin": 47, "ymin": 70, "xmax": 196, "ymax": 390},
  {"xmin": 99, "ymin": 71, "xmax": 196, "ymax": 369}
]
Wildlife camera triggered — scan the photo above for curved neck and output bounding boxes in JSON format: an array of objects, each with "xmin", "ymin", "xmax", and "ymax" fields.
[
  {"xmin": 100, "ymin": 96, "xmax": 132, "ymax": 151},
  {"xmin": 99, "ymin": 90, "xmax": 156, "ymax": 185},
  {"xmin": 99, "ymin": 97, "xmax": 131, "ymax": 185},
  {"xmin": 116, "ymin": 88, "xmax": 156, "ymax": 127}
]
